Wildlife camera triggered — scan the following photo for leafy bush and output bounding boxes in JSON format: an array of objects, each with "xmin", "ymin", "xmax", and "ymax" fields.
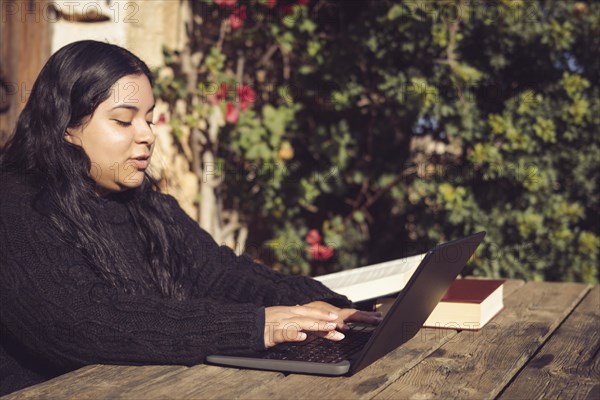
[{"xmin": 153, "ymin": 0, "xmax": 599, "ymax": 283}]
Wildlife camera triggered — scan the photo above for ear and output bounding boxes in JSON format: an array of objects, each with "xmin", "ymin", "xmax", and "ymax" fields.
[{"xmin": 64, "ymin": 129, "xmax": 80, "ymax": 146}]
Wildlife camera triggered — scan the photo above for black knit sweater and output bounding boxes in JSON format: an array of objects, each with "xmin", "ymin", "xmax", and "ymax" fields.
[{"xmin": 0, "ymin": 171, "xmax": 351, "ymax": 396}]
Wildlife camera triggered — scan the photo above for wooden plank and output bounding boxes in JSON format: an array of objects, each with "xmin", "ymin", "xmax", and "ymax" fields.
[
  {"xmin": 373, "ymin": 281, "xmax": 590, "ymax": 400},
  {"xmin": 499, "ymin": 285, "xmax": 600, "ymax": 400},
  {"xmin": 4, "ymin": 365, "xmax": 187, "ymax": 400},
  {"xmin": 241, "ymin": 280, "xmax": 524, "ymax": 400},
  {"xmin": 115, "ymin": 364, "xmax": 284, "ymax": 399}
]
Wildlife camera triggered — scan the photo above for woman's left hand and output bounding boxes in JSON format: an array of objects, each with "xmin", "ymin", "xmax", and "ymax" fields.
[{"xmin": 301, "ymin": 300, "xmax": 382, "ymax": 333}]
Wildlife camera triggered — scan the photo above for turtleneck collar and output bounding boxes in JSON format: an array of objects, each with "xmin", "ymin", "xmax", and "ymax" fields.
[
  {"xmin": 31, "ymin": 186, "xmax": 134, "ymax": 225},
  {"xmin": 93, "ymin": 190, "xmax": 135, "ymax": 224}
]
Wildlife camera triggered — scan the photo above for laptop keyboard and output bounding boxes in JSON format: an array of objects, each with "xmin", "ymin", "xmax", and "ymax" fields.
[{"xmin": 261, "ymin": 324, "xmax": 376, "ymax": 363}]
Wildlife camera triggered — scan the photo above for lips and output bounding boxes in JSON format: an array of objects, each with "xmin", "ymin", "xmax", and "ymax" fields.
[{"xmin": 128, "ymin": 155, "xmax": 150, "ymax": 170}]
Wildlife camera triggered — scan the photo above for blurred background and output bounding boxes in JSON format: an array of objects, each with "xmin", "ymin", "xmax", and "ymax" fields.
[{"xmin": 1, "ymin": 0, "xmax": 598, "ymax": 283}]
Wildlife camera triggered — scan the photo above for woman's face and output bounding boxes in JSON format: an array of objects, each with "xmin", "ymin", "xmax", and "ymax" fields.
[{"xmin": 65, "ymin": 73, "xmax": 156, "ymax": 196}]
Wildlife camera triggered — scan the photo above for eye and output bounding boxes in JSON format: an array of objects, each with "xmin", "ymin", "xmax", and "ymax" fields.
[{"xmin": 114, "ymin": 120, "xmax": 132, "ymax": 127}]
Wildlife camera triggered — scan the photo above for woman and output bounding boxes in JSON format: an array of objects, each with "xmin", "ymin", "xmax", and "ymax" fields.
[{"xmin": 0, "ymin": 40, "xmax": 380, "ymax": 395}]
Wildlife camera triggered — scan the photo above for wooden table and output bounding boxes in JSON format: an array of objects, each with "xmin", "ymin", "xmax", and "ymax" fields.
[{"xmin": 3, "ymin": 280, "xmax": 599, "ymax": 400}]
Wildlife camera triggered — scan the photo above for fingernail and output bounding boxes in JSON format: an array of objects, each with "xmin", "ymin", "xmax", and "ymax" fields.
[
  {"xmin": 334, "ymin": 331, "xmax": 345, "ymax": 340},
  {"xmin": 342, "ymin": 324, "xmax": 350, "ymax": 331},
  {"xmin": 298, "ymin": 332, "xmax": 307, "ymax": 340}
]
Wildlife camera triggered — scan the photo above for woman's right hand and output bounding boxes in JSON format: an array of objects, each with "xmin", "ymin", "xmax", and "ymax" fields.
[{"xmin": 264, "ymin": 305, "xmax": 343, "ymax": 348}]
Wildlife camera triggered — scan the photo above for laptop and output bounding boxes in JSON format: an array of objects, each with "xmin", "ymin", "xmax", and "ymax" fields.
[{"xmin": 206, "ymin": 231, "xmax": 486, "ymax": 376}]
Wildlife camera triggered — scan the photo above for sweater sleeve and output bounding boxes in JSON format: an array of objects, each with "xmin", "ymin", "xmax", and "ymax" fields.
[
  {"xmin": 0, "ymin": 191, "xmax": 265, "ymax": 372},
  {"xmin": 162, "ymin": 194, "xmax": 353, "ymax": 310}
]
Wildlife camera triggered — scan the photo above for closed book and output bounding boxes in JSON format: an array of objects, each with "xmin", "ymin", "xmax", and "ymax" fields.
[{"xmin": 422, "ymin": 278, "xmax": 506, "ymax": 330}]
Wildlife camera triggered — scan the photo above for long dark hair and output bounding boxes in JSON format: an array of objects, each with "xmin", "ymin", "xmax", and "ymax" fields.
[{"xmin": 1, "ymin": 40, "xmax": 191, "ymax": 300}]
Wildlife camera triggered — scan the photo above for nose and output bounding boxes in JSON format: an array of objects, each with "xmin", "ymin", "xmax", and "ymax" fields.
[{"xmin": 136, "ymin": 121, "xmax": 156, "ymax": 148}]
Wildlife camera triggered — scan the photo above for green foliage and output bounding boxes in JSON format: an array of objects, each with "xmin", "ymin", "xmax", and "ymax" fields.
[{"xmin": 154, "ymin": 0, "xmax": 599, "ymax": 283}]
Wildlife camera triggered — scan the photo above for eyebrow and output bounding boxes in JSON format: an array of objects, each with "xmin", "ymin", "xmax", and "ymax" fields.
[{"xmin": 110, "ymin": 104, "xmax": 156, "ymax": 113}]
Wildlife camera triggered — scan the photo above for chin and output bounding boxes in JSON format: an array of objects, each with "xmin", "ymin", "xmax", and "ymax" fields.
[{"xmin": 121, "ymin": 173, "xmax": 146, "ymax": 188}]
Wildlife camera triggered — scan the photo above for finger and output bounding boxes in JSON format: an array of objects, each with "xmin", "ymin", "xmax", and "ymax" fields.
[
  {"xmin": 316, "ymin": 315, "xmax": 346, "ymax": 332},
  {"xmin": 272, "ymin": 328, "xmax": 307, "ymax": 345},
  {"xmin": 325, "ymin": 330, "xmax": 345, "ymax": 341},
  {"xmin": 313, "ymin": 329, "xmax": 345, "ymax": 341},
  {"xmin": 343, "ymin": 310, "xmax": 383, "ymax": 324},
  {"xmin": 356, "ymin": 311, "xmax": 383, "ymax": 320},
  {"xmin": 273, "ymin": 318, "xmax": 341, "ymax": 344},
  {"xmin": 291, "ymin": 305, "xmax": 339, "ymax": 321},
  {"xmin": 274, "ymin": 317, "xmax": 338, "ymax": 336},
  {"xmin": 331, "ymin": 317, "xmax": 350, "ymax": 331},
  {"xmin": 332, "ymin": 309, "xmax": 358, "ymax": 329},
  {"xmin": 294, "ymin": 318, "xmax": 337, "ymax": 332}
]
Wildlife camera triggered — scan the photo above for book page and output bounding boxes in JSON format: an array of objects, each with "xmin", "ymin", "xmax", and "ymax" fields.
[{"xmin": 314, "ymin": 252, "xmax": 427, "ymax": 302}]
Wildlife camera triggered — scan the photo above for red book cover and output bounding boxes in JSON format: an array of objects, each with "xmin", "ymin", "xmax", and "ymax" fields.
[{"xmin": 441, "ymin": 279, "xmax": 506, "ymax": 303}]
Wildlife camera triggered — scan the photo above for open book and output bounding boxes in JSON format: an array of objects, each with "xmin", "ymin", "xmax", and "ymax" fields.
[{"xmin": 314, "ymin": 252, "xmax": 427, "ymax": 303}]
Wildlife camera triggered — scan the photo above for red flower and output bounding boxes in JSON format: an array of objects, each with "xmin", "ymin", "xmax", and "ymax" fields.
[
  {"xmin": 308, "ymin": 243, "xmax": 334, "ymax": 261},
  {"xmin": 225, "ymin": 102, "xmax": 239, "ymax": 124},
  {"xmin": 229, "ymin": 5, "xmax": 247, "ymax": 30},
  {"xmin": 238, "ymin": 85, "xmax": 256, "ymax": 111},
  {"xmin": 266, "ymin": 0, "xmax": 277, "ymax": 8},
  {"xmin": 215, "ymin": 0, "xmax": 237, "ymax": 8},
  {"xmin": 216, "ymin": 83, "xmax": 229, "ymax": 101},
  {"xmin": 208, "ymin": 83, "xmax": 229, "ymax": 105},
  {"xmin": 305, "ymin": 229, "xmax": 322, "ymax": 245},
  {"xmin": 282, "ymin": 4, "xmax": 294, "ymax": 15}
]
